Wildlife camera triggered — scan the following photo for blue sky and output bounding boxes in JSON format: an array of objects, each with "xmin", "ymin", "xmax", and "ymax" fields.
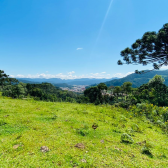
[{"xmin": 0, "ymin": 0, "xmax": 168, "ymax": 79}]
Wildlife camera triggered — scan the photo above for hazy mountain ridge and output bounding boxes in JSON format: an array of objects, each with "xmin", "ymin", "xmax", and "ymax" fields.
[
  {"xmin": 17, "ymin": 70, "xmax": 168, "ymax": 88},
  {"xmin": 17, "ymin": 77, "xmax": 118, "ymax": 86}
]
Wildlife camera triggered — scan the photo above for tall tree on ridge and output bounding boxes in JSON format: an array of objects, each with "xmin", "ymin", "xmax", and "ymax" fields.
[
  {"xmin": 0, "ymin": 70, "xmax": 9, "ymax": 89},
  {"xmin": 118, "ymin": 23, "xmax": 168, "ymax": 73}
]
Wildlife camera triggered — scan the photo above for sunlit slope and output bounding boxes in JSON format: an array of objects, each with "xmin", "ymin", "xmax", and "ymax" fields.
[{"xmin": 0, "ymin": 97, "xmax": 168, "ymax": 167}]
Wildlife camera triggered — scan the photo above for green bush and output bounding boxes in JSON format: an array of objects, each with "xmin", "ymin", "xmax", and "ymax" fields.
[
  {"xmin": 163, "ymin": 111, "xmax": 168, "ymax": 122},
  {"xmin": 156, "ymin": 120, "xmax": 166, "ymax": 129},
  {"xmin": 121, "ymin": 133, "xmax": 134, "ymax": 143},
  {"xmin": 118, "ymin": 102, "xmax": 130, "ymax": 108}
]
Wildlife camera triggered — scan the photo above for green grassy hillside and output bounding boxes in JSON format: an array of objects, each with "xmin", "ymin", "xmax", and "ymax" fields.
[{"xmin": 0, "ymin": 97, "xmax": 168, "ymax": 167}]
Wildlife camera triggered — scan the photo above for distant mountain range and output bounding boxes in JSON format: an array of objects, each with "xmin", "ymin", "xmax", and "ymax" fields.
[
  {"xmin": 104, "ymin": 70, "xmax": 168, "ymax": 87},
  {"xmin": 17, "ymin": 70, "xmax": 168, "ymax": 88},
  {"xmin": 17, "ymin": 77, "xmax": 118, "ymax": 86}
]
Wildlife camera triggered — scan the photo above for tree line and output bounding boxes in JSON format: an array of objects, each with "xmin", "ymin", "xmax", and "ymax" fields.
[
  {"xmin": 84, "ymin": 75, "xmax": 168, "ymax": 107},
  {"xmin": 0, "ymin": 70, "xmax": 167, "ymax": 107}
]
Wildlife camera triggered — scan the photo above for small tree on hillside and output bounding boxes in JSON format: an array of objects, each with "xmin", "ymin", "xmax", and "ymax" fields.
[
  {"xmin": 113, "ymin": 86, "xmax": 122, "ymax": 102},
  {"xmin": 121, "ymin": 82, "xmax": 132, "ymax": 101},
  {"xmin": 97, "ymin": 83, "xmax": 108, "ymax": 90},
  {"xmin": 148, "ymin": 75, "xmax": 167, "ymax": 105},
  {"xmin": 148, "ymin": 74, "xmax": 165, "ymax": 86},
  {"xmin": 135, "ymin": 75, "xmax": 168, "ymax": 106},
  {"xmin": 84, "ymin": 83, "xmax": 108, "ymax": 104},
  {"xmin": 122, "ymin": 82, "xmax": 132, "ymax": 94}
]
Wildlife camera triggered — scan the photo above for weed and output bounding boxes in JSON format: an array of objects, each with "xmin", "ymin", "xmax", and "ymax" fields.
[
  {"xmin": 82, "ymin": 110, "xmax": 88, "ymax": 114},
  {"xmin": 76, "ymin": 128, "xmax": 89, "ymax": 136},
  {"xmin": 120, "ymin": 115, "xmax": 127, "ymax": 122},
  {"xmin": 131, "ymin": 124, "xmax": 142, "ymax": 133},
  {"xmin": 141, "ymin": 146, "xmax": 153, "ymax": 157},
  {"xmin": 0, "ymin": 120, "xmax": 7, "ymax": 126},
  {"xmin": 76, "ymin": 125, "xmax": 89, "ymax": 136},
  {"xmin": 113, "ymin": 129, "xmax": 122, "ymax": 133},
  {"xmin": 158, "ymin": 154, "xmax": 166, "ymax": 158},
  {"xmin": 16, "ymin": 134, "xmax": 22, "ymax": 139},
  {"xmin": 51, "ymin": 114, "xmax": 57, "ymax": 120}
]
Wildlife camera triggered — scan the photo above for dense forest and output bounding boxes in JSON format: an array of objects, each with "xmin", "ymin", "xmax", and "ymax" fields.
[
  {"xmin": 2, "ymin": 82, "xmax": 79, "ymax": 102},
  {"xmin": 0, "ymin": 71, "xmax": 81, "ymax": 103},
  {"xmin": 84, "ymin": 75, "xmax": 168, "ymax": 107}
]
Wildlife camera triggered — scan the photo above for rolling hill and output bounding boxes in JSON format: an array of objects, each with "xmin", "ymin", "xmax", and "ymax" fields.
[{"xmin": 104, "ymin": 70, "xmax": 168, "ymax": 87}]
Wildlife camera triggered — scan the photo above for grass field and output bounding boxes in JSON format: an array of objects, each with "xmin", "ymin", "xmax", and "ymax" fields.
[{"xmin": 0, "ymin": 96, "xmax": 168, "ymax": 167}]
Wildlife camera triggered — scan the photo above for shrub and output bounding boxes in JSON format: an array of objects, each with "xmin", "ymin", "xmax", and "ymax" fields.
[
  {"xmin": 156, "ymin": 120, "xmax": 166, "ymax": 129},
  {"xmin": 163, "ymin": 111, "xmax": 168, "ymax": 122},
  {"xmin": 129, "ymin": 103, "xmax": 168, "ymax": 131},
  {"xmin": 118, "ymin": 102, "xmax": 130, "ymax": 108},
  {"xmin": 114, "ymin": 103, "xmax": 119, "ymax": 107},
  {"xmin": 121, "ymin": 133, "xmax": 134, "ymax": 143},
  {"xmin": 94, "ymin": 98, "xmax": 100, "ymax": 105}
]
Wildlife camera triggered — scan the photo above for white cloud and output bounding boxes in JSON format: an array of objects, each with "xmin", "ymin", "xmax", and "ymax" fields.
[
  {"xmin": 16, "ymin": 74, "xmax": 25, "ymax": 78},
  {"xmin": 89, "ymin": 72, "xmax": 111, "ymax": 79},
  {"xmin": 9, "ymin": 75, "xmax": 15, "ymax": 78},
  {"xmin": 112, "ymin": 72, "xmax": 134, "ymax": 78},
  {"xmin": 10, "ymin": 71, "xmax": 134, "ymax": 79},
  {"xmin": 76, "ymin": 48, "xmax": 83, "ymax": 50},
  {"xmin": 160, "ymin": 66, "xmax": 168, "ymax": 70},
  {"xmin": 68, "ymin": 71, "xmax": 75, "ymax": 75}
]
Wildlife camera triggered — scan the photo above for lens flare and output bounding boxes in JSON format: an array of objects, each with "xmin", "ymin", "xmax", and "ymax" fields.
[{"xmin": 91, "ymin": 0, "xmax": 114, "ymax": 54}]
